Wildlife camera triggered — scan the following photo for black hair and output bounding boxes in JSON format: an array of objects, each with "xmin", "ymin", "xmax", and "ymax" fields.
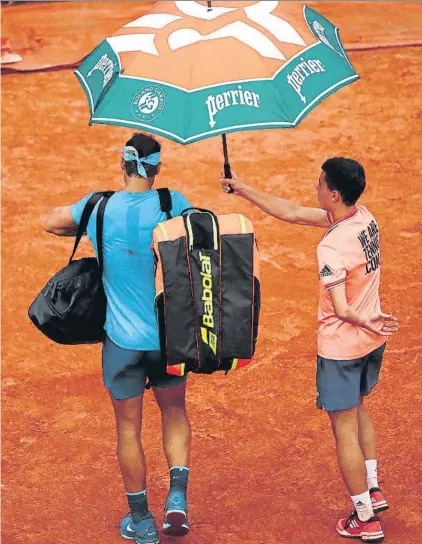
[
  {"xmin": 321, "ymin": 157, "xmax": 366, "ymax": 206},
  {"xmin": 124, "ymin": 132, "xmax": 161, "ymax": 178}
]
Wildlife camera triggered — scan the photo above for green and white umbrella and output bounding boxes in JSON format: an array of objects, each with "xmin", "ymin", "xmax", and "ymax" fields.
[{"xmin": 75, "ymin": 1, "xmax": 358, "ymax": 172}]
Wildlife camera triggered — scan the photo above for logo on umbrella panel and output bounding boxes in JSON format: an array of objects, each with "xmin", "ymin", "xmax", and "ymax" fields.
[
  {"xmin": 87, "ymin": 53, "xmax": 115, "ymax": 89},
  {"xmin": 131, "ymin": 85, "xmax": 166, "ymax": 121},
  {"xmin": 311, "ymin": 20, "xmax": 343, "ymax": 58},
  {"xmin": 206, "ymin": 85, "xmax": 260, "ymax": 128},
  {"xmin": 286, "ymin": 57, "xmax": 326, "ymax": 103},
  {"xmin": 312, "ymin": 22, "xmax": 330, "ymax": 48},
  {"xmin": 112, "ymin": 1, "xmax": 307, "ymax": 62}
]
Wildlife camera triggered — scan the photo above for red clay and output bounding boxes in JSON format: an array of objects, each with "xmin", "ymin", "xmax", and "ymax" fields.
[{"xmin": 2, "ymin": 2, "xmax": 422, "ymax": 544}]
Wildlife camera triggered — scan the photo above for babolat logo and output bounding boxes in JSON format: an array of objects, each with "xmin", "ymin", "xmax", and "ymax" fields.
[
  {"xmin": 87, "ymin": 54, "xmax": 115, "ymax": 89},
  {"xmin": 199, "ymin": 252, "xmax": 217, "ymax": 356},
  {"xmin": 286, "ymin": 57, "xmax": 326, "ymax": 103},
  {"xmin": 206, "ymin": 85, "xmax": 261, "ymax": 128}
]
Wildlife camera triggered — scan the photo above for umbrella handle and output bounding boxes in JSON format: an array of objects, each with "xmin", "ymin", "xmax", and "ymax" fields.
[{"xmin": 222, "ymin": 134, "xmax": 234, "ymax": 193}]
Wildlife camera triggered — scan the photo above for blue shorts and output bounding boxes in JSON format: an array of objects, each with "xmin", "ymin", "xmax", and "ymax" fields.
[
  {"xmin": 316, "ymin": 343, "xmax": 386, "ymax": 412},
  {"xmin": 102, "ymin": 335, "xmax": 187, "ymax": 400}
]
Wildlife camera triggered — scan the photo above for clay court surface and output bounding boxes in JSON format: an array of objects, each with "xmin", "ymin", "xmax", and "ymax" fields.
[{"xmin": 2, "ymin": 2, "xmax": 422, "ymax": 543}]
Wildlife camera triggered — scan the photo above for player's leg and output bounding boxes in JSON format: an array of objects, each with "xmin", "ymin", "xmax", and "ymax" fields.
[
  {"xmin": 153, "ymin": 381, "xmax": 191, "ymax": 536},
  {"xmin": 110, "ymin": 394, "xmax": 146, "ymax": 493},
  {"xmin": 111, "ymin": 394, "xmax": 160, "ymax": 543},
  {"xmin": 359, "ymin": 344, "xmax": 388, "ymax": 514},
  {"xmin": 152, "ymin": 380, "xmax": 191, "ymax": 469},
  {"xmin": 102, "ymin": 337, "xmax": 159, "ymax": 543},
  {"xmin": 148, "ymin": 354, "xmax": 191, "ymax": 536}
]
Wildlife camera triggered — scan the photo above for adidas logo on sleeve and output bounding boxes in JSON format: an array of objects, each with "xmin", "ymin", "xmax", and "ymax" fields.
[{"xmin": 319, "ymin": 265, "xmax": 333, "ymax": 278}]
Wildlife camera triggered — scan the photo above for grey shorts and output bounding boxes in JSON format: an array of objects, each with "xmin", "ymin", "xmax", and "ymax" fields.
[
  {"xmin": 102, "ymin": 335, "xmax": 187, "ymax": 400},
  {"xmin": 316, "ymin": 343, "xmax": 386, "ymax": 412}
]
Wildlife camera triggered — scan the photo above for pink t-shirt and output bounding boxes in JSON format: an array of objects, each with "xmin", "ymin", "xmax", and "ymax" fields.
[{"xmin": 317, "ymin": 204, "xmax": 386, "ymax": 360}]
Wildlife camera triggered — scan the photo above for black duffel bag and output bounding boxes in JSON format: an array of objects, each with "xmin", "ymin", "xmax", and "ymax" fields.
[{"xmin": 28, "ymin": 191, "xmax": 114, "ymax": 344}]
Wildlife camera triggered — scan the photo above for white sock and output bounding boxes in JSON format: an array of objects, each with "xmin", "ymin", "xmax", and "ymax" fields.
[
  {"xmin": 351, "ymin": 490, "xmax": 374, "ymax": 522},
  {"xmin": 365, "ymin": 459, "xmax": 379, "ymax": 489}
]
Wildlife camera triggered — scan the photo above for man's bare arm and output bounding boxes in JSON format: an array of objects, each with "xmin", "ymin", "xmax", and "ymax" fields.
[
  {"xmin": 329, "ymin": 283, "xmax": 399, "ymax": 336},
  {"xmin": 44, "ymin": 206, "xmax": 79, "ymax": 236},
  {"xmin": 240, "ymin": 184, "xmax": 329, "ymax": 227},
  {"xmin": 221, "ymin": 174, "xmax": 329, "ymax": 228}
]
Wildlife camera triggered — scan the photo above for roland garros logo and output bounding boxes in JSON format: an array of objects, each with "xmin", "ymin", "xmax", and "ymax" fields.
[{"xmin": 131, "ymin": 85, "xmax": 166, "ymax": 122}]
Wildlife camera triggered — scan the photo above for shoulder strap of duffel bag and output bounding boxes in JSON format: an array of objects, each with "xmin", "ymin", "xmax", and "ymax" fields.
[
  {"xmin": 95, "ymin": 191, "xmax": 115, "ymax": 271},
  {"xmin": 156, "ymin": 188, "xmax": 172, "ymax": 220},
  {"xmin": 69, "ymin": 191, "xmax": 114, "ymax": 264}
]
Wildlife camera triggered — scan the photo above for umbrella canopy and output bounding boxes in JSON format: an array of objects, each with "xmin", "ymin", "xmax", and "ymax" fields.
[{"xmin": 75, "ymin": 1, "xmax": 358, "ymax": 144}]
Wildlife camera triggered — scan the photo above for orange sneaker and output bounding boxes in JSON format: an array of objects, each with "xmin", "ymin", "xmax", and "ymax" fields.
[
  {"xmin": 336, "ymin": 511, "xmax": 384, "ymax": 542},
  {"xmin": 370, "ymin": 487, "xmax": 389, "ymax": 513}
]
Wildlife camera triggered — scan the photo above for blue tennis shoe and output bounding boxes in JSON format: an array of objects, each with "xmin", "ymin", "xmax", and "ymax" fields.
[
  {"xmin": 120, "ymin": 512, "xmax": 160, "ymax": 544},
  {"xmin": 163, "ymin": 489, "xmax": 190, "ymax": 537}
]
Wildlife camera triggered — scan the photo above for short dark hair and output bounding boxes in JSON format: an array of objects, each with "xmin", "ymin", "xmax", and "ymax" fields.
[
  {"xmin": 321, "ymin": 157, "xmax": 366, "ymax": 206},
  {"xmin": 124, "ymin": 132, "xmax": 161, "ymax": 178}
]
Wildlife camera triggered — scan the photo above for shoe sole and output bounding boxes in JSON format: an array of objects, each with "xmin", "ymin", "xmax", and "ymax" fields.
[
  {"xmin": 336, "ymin": 527, "xmax": 385, "ymax": 542},
  {"xmin": 121, "ymin": 533, "xmax": 159, "ymax": 544},
  {"xmin": 163, "ymin": 510, "xmax": 190, "ymax": 537},
  {"xmin": 372, "ymin": 502, "xmax": 389, "ymax": 514}
]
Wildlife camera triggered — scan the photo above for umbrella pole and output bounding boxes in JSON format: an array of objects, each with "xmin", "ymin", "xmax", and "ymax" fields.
[
  {"xmin": 201, "ymin": 4, "xmax": 235, "ymax": 191},
  {"xmin": 222, "ymin": 134, "xmax": 234, "ymax": 193},
  {"xmin": 208, "ymin": 1, "xmax": 235, "ymax": 191},
  {"xmin": 222, "ymin": 134, "xmax": 232, "ymax": 179}
]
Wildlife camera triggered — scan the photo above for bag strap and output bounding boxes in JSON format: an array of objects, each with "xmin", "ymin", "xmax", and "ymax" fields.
[
  {"xmin": 96, "ymin": 192, "xmax": 115, "ymax": 271},
  {"xmin": 181, "ymin": 206, "xmax": 218, "ymax": 222},
  {"xmin": 69, "ymin": 192, "xmax": 105, "ymax": 263},
  {"xmin": 182, "ymin": 207, "xmax": 220, "ymax": 251},
  {"xmin": 157, "ymin": 188, "xmax": 172, "ymax": 220}
]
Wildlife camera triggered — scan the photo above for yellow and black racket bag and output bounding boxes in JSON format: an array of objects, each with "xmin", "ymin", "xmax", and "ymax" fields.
[{"xmin": 152, "ymin": 208, "xmax": 260, "ymax": 376}]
